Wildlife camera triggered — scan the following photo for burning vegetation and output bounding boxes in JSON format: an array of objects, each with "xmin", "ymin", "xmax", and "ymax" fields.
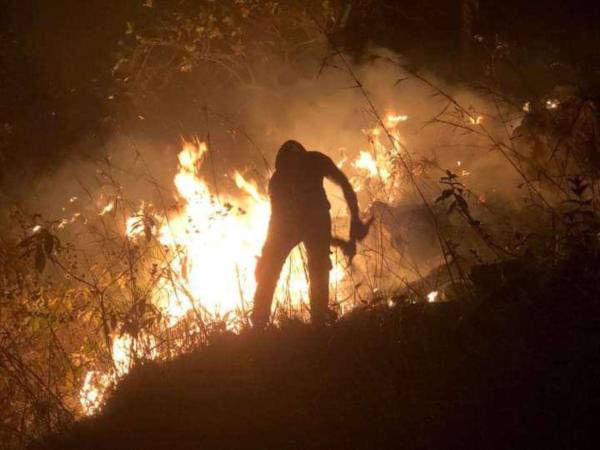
[
  {"xmin": 2, "ymin": 1, "xmax": 600, "ymax": 449},
  {"xmin": 80, "ymin": 112, "xmax": 421, "ymax": 415}
]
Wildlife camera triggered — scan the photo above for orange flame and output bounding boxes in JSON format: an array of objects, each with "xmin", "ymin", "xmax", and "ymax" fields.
[{"xmin": 80, "ymin": 112, "xmax": 410, "ymax": 416}]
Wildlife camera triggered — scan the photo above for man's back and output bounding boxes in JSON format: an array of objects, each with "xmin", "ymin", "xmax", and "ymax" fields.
[
  {"xmin": 269, "ymin": 151, "xmax": 333, "ymax": 220},
  {"xmin": 252, "ymin": 140, "xmax": 368, "ymax": 329}
]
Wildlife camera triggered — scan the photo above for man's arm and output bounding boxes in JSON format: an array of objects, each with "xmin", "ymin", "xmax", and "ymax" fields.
[
  {"xmin": 314, "ymin": 152, "xmax": 370, "ymax": 241},
  {"xmin": 316, "ymin": 152, "xmax": 359, "ymax": 218}
]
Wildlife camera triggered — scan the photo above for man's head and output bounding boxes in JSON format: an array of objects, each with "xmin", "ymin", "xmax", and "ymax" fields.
[{"xmin": 275, "ymin": 140, "xmax": 307, "ymax": 171}]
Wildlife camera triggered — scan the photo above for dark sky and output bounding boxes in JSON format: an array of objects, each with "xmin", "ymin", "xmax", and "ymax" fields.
[{"xmin": 1, "ymin": 1, "xmax": 132, "ymax": 178}]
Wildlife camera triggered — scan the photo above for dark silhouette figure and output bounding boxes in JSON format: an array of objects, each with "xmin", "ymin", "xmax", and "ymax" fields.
[{"xmin": 252, "ymin": 140, "xmax": 369, "ymax": 328}]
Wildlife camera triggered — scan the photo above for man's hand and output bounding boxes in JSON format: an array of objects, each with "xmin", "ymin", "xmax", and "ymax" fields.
[
  {"xmin": 332, "ymin": 217, "xmax": 372, "ymax": 265},
  {"xmin": 350, "ymin": 216, "xmax": 373, "ymax": 241},
  {"xmin": 332, "ymin": 237, "xmax": 356, "ymax": 263},
  {"xmin": 319, "ymin": 151, "xmax": 373, "ymax": 244}
]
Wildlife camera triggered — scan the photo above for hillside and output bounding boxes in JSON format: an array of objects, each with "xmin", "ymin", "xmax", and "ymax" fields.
[{"xmin": 34, "ymin": 258, "xmax": 600, "ymax": 450}]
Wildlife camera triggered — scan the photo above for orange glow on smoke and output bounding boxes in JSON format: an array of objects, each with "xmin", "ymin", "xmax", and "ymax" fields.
[{"xmin": 80, "ymin": 112, "xmax": 411, "ymax": 415}]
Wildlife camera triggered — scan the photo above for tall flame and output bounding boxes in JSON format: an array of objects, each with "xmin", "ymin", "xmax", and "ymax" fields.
[
  {"xmin": 80, "ymin": 112, "xmax": 411, "ymax": 416},
  {"xmin": 80, "ymin": 139, "xmax": 350, "ymax": 414}
]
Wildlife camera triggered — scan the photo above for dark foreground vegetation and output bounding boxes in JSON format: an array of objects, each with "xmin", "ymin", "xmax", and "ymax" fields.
[{"xmin": 35, "ymin": 253, "xmax": 600, "ymax": 450}]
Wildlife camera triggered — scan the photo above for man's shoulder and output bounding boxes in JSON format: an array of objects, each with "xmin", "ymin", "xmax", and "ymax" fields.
[
  {"xmin": 305, "ymin": 151, "xmax": 334, "ymax": 168},
  {"xmin": 306, "ymin": 150, "xmax": 328, "ymax": 159}
]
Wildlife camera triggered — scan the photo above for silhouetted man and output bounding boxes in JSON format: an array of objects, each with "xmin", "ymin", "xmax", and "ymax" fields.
[{"xmin": 252, "ymin": 140, "xmax": 370, "ymax": 328}]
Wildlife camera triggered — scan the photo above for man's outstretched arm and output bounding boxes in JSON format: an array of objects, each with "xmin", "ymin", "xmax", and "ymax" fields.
[{"xmin": 316, "ymin": 152, "xmax": 370, "ymax": 241}]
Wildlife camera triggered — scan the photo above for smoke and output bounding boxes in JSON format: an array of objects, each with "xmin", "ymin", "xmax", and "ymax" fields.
[{"xmin": 11, "ymin": 45, "xmax": 527, "ymax": 289}]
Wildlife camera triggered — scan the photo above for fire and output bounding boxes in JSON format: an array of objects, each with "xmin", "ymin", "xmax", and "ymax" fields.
[
  {"xmin": 545, "ymin": 99, "xmax": 560, "ymax": 110},
  {"xmin": 78, "ymin": 334, "xmax": 155, "ymax": 414},
  {"xmin": 353, "ymin": 150, "xmax": 379, "ymax": 178},
  {"xmin": 152, "ymin": 139, "xmax": 350, "ymax": 321},
  {"xmin": 468, "ymin": 115, "xmax": 484, "ymax": 125},
  {"xmin": 386, "ymin": 114, "xmax": 408, "ymax": 127},
  {"xmin": 80, "ymin": 111, "xmax": 410, "ymax": 416},
  {"xmin": 79, "ymin": 371, "xmax": 111, "ymax": 415},
  {"xmin": 154, "ymin": 140, "xmax": 280, "ymax": 319},
  {"xmin": 427, "ymin": 291, "xmax": 438, "ymax": 303},
  {"xmin": 351, "ymin": 113, "xmax": 408, "ymax": 200},
  {"xmin": 81, "ymin": 139, "xmax": 351, "ymax": 414},
  {"xmin": 99, "ymin": 200, "xmax": 115, "ymax": 216}
]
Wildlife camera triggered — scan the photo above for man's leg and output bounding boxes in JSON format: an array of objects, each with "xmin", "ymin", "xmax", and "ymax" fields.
[
  {"xmin": 304, "ymin": 215, "xmax": 332, "ymax": 326},
  {"xmin": 252, "ymin": 224, "xmax": 297, "ymax": 329}
]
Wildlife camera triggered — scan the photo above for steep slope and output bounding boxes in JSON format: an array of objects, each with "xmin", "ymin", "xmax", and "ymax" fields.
[{"xmin": 36, "ymin": 261, "xmax": 600, "ymax": 450}]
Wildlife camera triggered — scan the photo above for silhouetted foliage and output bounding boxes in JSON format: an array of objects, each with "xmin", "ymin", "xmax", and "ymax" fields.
[{"xmin": 33, "ymin": 250, "xmax": 600, "ymax": 450}]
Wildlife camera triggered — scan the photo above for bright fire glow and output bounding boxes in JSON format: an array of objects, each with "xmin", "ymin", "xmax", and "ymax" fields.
[
  {"xmin": 99, "ymin": 200, "xmax": 115, "ymax": 216},
  {"xmin": 350, "ymin": 115, "xmax": 408, "ymax": 200},
  {"xmin": 80, "ymin": 139, "xmax": 355, "ymax": 414},
  {"xmin": 80, "ymin": 111, "xmax": 410, "ymax": 416},
  {"xmin": 468, "ymin": 115, "xmax": 483, "ymax": 125},
  {"xmin": 427, "ymin": 291, "xmax": 438, "ymax": 303},
  {"xmin": 353, "ymin": 151, "xmax": 380, "ymax": 177},
  {"xmin": 386, "ymin": 114, "xmax": 408, "ymax": 127}
]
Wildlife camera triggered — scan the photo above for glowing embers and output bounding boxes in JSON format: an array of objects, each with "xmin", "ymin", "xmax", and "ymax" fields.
[
  {"xmin": 153, "ymin": 139, "xmax": 348, "ymax": 321},
  {"xmin": 427, "ymin": 290, "xmax": 439, "ymax": 303}
]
